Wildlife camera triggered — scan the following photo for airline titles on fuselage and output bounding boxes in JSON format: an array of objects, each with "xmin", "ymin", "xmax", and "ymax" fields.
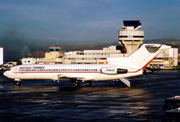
[{"xmin": 18, "ymin": 66, "xmax": 99, "ymax": 73}]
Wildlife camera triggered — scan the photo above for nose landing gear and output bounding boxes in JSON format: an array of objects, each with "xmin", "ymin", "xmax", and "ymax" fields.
[
  {"xmin": 16, "ymin": 81, "xmax": 21, "ymax": 86},
  {"xmin": 15, "ymin": 79, "xmax": 21, "ymax": 86}
]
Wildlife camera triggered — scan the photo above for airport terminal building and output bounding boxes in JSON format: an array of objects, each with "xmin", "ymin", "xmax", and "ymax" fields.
[{"xmin": 22, "ymin": 20, "xmax": 178, "ymax": 69}]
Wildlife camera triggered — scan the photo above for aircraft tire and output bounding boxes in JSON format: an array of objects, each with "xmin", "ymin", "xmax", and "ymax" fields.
[
  {"xmin": 74, "ymin": 81, "xmax": 80, "ymax": 87},
  {"xmin": 16, "ymin": 81, "xmax": 21, "ymax": 86},
  {"xmin": 86, "ymin": 81, "xmax": 92, "ymax": 87}
]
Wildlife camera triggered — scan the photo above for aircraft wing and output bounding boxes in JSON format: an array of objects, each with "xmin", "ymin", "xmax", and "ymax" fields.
[{"xmin": 57, "ymin": 74, "xmax": 94, "ymax": 81}]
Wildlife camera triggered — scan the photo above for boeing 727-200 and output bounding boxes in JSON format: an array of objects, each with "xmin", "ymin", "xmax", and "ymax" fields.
[{"xmin": 3, "ymin": 44, "xmax": 169, "ymax": 87}]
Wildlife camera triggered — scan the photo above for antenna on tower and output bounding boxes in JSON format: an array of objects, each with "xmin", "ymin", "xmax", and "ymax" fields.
[{"xmin": 56, "ymin": 38, "xmax": 59, "ymax": 46}]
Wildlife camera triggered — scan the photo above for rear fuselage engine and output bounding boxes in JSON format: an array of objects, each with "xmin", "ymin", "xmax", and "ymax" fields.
[{"xmin": 101, "ymin": 67, "xmax": 128, "ymax": 75}]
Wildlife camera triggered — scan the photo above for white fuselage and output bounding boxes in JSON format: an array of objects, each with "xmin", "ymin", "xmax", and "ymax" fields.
[{"xmin": 4, "ymin": 64, "xmax": 142, "ymax": 81}]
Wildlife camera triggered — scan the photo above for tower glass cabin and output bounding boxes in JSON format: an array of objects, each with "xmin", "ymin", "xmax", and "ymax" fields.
[{"xmin": 45, "ymin": 47, "xmax": 64, "ymax": 61}]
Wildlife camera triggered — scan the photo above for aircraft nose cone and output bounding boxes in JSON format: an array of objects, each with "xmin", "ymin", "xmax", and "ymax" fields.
[{"xmin": 3, "ymin": 71, "xmax": 9, "ymax": 77}]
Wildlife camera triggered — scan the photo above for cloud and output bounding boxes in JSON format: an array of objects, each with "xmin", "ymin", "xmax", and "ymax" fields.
[{"xmin": 0, "ymin": 0, "xmax": 179, "ymax": 43}]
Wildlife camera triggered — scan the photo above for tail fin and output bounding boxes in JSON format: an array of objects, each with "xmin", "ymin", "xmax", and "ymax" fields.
[{"xmin": 107, "ymin": 44, "xmax": 170, "ymax": 69}]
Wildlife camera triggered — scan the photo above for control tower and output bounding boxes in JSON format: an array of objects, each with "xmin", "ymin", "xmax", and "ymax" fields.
[
  {"xmin": 45, "ymin": 46, "xmax": 64, "ymax": 60},
  {"xmin": 118, "ymin": 20, "xmax": 144, "ymax": 54}
]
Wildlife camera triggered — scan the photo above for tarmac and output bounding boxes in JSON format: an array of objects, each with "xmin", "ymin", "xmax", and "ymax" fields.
[{"xmin": 0, "ymin": 70, "xmax": 180, "ymax": 122}]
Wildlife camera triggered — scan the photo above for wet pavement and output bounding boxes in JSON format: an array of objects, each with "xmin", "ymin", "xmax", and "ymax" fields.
[{"xmin": 0, "ymin": 70, "xmax": 180, "ymax": 122}]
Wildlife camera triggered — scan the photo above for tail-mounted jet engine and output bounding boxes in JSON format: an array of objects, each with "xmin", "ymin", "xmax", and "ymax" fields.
[{"xmin": 101, "ymin": 67, "xmax": 128, "ymax": 75}]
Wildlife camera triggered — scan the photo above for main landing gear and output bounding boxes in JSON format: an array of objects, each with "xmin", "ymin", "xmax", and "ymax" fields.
[
  {"xmin": 71, "ymin": 79, "xmax": 80, "ymax": 87},
  {"xmin": 86, "ymin": 81, "xmax": 92, "ymax": 87},
  {"xmin": 71, "ymin": 79, "xmax": 92, "ymax": 87},
  {"xmin": 74, "ymin": 80, "xmax": 80, "ymax": 87}
]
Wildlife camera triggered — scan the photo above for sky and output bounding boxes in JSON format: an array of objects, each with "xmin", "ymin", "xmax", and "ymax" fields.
[{"xmin": 0, "ymin": 0, "xmax": 179, "ymax": 44}]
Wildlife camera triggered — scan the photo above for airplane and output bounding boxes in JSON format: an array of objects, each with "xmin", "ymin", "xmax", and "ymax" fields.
[{"xmin": 3, "ymin": 44, "xmax": 169, "ymax": 87}]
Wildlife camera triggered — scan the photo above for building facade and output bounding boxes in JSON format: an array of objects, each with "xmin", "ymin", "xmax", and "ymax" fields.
[
  {"xmin": 22, "ymin": 47, "xmax": 63, "ymax": 65},
  {"xmin": 0, "ymin": 48, "xmax": 3, "ymax": 65},
  {"xmin": 150, "ymin": 47, "xmax": 178, "ymax": 69},
  {"xmin": 63, "ymin": 46, "xmax": 128, "ymax": 64},
  {"xmin": 21, "ymin": 20, "xmax": 178, "ymax": 69}
]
